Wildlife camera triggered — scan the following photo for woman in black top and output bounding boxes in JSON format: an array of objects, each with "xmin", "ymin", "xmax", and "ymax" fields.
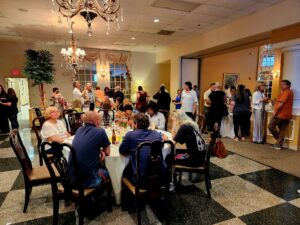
[
  {"xmin": 172, "ymin": 110, "xmax": 206, "ymax": 167},
  {"xmin": 1, "ymin": 88, "xmax": 19, "ymax": 129},
  {"xmin": 233, "ymin": 85, "xmax": 250, "ymax": 141},
  {"xmin": 0, "ymin": 85, "xmax": 10, "ymax": 133}
]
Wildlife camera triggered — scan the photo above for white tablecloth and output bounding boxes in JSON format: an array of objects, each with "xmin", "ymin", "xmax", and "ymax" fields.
[
  {"xmin": 220, "ymin": 114, "xmax": 235, "ymax": 139},
  {"xmin": 63, "ymin": 128, "xmax": 172, "ymax": 205}
]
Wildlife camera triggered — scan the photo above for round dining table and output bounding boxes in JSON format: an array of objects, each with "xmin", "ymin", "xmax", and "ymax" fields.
[{"xmin": 63, "ymin": 128, "xmax": 173, "ymax": 205}]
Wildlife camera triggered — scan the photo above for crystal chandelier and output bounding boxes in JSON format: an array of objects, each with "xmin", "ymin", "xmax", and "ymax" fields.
[
  {"xmin": 52, "ymin": 0, "xmax": 123, "ymax": 36},
  {"xmin": 60, "ymin": 31, "xmax": 86, "ymax": 73}
]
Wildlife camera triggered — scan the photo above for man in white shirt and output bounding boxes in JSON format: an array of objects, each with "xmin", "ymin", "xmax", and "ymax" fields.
[
  {"xmin": 73, "ymin": 81, "xmax": 84, "ymax": 104},
  {"xmin": 146, "ymin": 101, "xmax": 166, "ymax": 130},
  {"xmin": 203, "ymin": 83, "xmax": 216, "ymax": 132},
  {"xmin": 181, "ymin": 81, "xmax": 198, "ymax": 120}
]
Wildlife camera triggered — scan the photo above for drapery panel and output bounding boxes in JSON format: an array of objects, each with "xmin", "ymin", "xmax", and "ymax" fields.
[{"xmin": 84, "ymin": 51, "xmax": 131, "ymax": 65}]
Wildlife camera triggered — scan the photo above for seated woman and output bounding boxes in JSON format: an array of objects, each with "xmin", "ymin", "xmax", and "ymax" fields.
[
  {"xmin": 112, "ymin": 97, "xmax": 123, "ymax": 111},
  {"xmin": 41, "ymin": 106, "xmax": 71, "ymax": 153},
  {"xmin": 172, "ymin": 110, "xmax": 206, "ymax": 167},
  {"xmin": 72, "ymin": 99, "xmax": 82, "ymax": 113},
  {"xmin": 145, "ymin": 101, "xmax": 165, "ymax": 130}
]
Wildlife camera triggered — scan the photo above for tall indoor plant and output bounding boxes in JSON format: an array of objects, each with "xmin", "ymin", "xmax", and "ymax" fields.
[{"xmin": 24, "ymin": 49, "xmax": 55, "ymax": 108}]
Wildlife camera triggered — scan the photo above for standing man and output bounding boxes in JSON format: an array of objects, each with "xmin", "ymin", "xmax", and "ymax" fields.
[
  {"xmin": 181, "ymin": 81, "xmax": 198, "ymax": 120},
  {"xmin": 153, "ymin": 84, "xmax": 171, "ymax": 112},
  {"xmin": 83, "ymin": 83, "xmax": 95, "ymax": 106},
  {"xmin": 113, "ymin": 85, "xmax": 125, "ymax": 103},
  {"xmin": 202, "ymin": 83, "xmax": 215, "ymax": 133},
  {"xmin": 268, "ymin": 80, "xmax": 294, "ymax": 150},
  {"xmin": 72, "ymin": 81, "xmax": 84, "ymax": 104}
]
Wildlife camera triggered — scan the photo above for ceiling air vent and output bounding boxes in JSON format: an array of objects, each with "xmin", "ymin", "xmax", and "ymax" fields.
[
  {"xmin": 152, "ymin": 0, "xmax": 201, "ymax": 13},
  {"xmin": 157, "ymin": 30, "xmax": 175, "ymax": 35}
]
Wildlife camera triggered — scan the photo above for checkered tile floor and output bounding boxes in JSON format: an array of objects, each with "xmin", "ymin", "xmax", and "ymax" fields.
[{"xmin": 1, "ymin": 129, "xmax": 300, "ymax": 225}]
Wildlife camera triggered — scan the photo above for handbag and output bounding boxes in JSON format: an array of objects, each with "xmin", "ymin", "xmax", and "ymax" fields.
[{"xmin": 212, "ymin": 137, "xmax": 228, "ymax": 159}]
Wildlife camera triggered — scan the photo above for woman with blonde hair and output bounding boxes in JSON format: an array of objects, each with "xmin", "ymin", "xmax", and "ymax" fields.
[
  {"xmin": 41, "ymin": 106, "xmax": 71, "ymax": 153},
  {"xmin": 171, "ymin": 110, "xmax": 206, "ymax": 166},
  {"xmin": 252, "ymin": 82, "xmax": 268, "ymax": 143}
]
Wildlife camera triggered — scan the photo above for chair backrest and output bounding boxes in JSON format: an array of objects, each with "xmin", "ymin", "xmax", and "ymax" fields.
[
  {"xmin": 98, "ymin": 109, "xmax": 115, "ymax": 127},
  {"xmin": 67, "ymin": 112, "xmax": 84, "ymax": 135},
  {"xmin": 34, "ymin": 107, "xmax": 42, "ymax": 117},
  {"xmin": 32, "ymin": 117, "xmax": 46, "ymax": 150},
  {"xmin": 41, "ymin": 142, "xmax": 72, "ymax": 198},
  {"xmin": 63, "ymin": 109, "xmax": 77, "ymax": 132},
  {"xmin": 9, "ymin": 129, "xmax": 32, "ymax": 183},
  {"xmin": 197, "ymin": 114, "xmax": 205, "ymax": 132},
  {"xmin": 203, "ymin": 129, "xmax": 219, "ymax": 171},
  {"xmin": 136, "ymin": 140, "xmax": 174, "ymax": 192},
  {"xmin": 68, "ymin": 144, "xmax": 85, "ymax": 199},
  {"xmin": 158, "ymin": 110, "xmax": 169, "ymax": 131}
]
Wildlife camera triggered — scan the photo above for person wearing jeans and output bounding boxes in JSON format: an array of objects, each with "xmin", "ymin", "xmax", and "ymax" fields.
[
  {"xmin": 232, "ymin": 85, "xmax": 250, "ymax": 141},
  {"xmin": 268, "ymin": 80, "xmax": 294, "ymax": 150}
]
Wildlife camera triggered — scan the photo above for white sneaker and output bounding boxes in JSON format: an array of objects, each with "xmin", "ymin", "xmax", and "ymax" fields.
[
  {"xmin": 169, "ymin": 182, "xmax": 175, "ymax": 192},
  {"xmin": 297, "ymin": 189, "xmax": 300, "ymax": 194}
]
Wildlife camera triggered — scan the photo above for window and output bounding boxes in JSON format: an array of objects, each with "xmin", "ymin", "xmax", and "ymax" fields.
[
  {"xmin": 109, "ymin": 63, "xmax": 131, "ymax": 98},
  {"xmin": 76, "ymin": 63, "xmax": 97, "ymax": 88},
  {"xmin": 262, "ymin": 55, "xmax": 275, "ymax": 67}
]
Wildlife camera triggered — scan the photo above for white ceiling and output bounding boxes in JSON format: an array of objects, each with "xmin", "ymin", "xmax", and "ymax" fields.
[{"xmin": 0, "ymin": 0, "xmax": 286, "ymax": 53}]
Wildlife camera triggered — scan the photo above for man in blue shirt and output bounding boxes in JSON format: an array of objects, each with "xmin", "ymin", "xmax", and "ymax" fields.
[
  {"xmin": 119, "ymin": 113, "xmax": 164, "ymax": 184},
  {"xmin": 68, "ymin": 111, "xmax": 111, "ymax": 188}
]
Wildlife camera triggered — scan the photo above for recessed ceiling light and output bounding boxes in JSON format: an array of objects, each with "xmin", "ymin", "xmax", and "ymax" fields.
[
  {"xmin": 154, "ymin": 19, "xmax": 160, "ymax": 23},
  {"xmin": 131, "ymin": 37, "xmax": 135, "ymax": 40}
]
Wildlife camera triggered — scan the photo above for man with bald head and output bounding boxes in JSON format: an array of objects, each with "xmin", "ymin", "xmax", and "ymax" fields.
[{"xmin": 68, "ymin": 111, "xmax": 111, "ymax": 188}]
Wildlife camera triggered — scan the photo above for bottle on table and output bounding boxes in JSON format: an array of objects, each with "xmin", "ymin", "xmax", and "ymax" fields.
[{"xmin": 112, "ymin": 129, "xmax": 116, "ymax": 144}]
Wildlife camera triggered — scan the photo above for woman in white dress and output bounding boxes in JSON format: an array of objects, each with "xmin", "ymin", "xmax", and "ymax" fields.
[{"xmin": 252, "ymin": 82, "xmax": 268, "ymax": 144}]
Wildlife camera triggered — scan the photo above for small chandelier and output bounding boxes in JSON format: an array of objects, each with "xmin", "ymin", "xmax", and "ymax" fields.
[
  {"xmin": 52, "ymin": 0, "xmax": 123, "ymax": 36},
  {"xmin": 60, "ymin": 30, "xmax": 86, "ymax": 73}
]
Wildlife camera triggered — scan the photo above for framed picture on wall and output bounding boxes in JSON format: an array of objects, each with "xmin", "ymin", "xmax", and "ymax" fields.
[{"xmin": 223, "ymin": 73, "xmax": 239, "ymax": 89}]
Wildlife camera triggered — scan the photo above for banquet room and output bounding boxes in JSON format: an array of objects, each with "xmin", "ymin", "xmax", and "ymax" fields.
[{"xmin": 1, "ymin": 0, "xmax": 300, "ymax": 224}]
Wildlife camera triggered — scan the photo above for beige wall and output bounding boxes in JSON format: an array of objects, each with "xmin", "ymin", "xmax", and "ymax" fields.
[
  {"xmin": 156, "ymin": 0, "xmax": 300, "ymax": 99},
  {"xmin": 200, "ymin": 47, "xmax": 259, "ymax": 111},
  {"xmin": 157, "ymin": 62, "xmax": 171, "ymax": 92},
  {"xmin": 130, "ymin": 52, "xmax": 160, "ymax": 100},
  {"xmin": 0, "ymin": 41, "xmax": 161, "ymax": 107}
]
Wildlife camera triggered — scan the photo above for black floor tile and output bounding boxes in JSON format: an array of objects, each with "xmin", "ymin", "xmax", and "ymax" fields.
[
  {"xmin": 240, "ymin": 203, "xmax": 300, "ymax": 225},
  {"xmin": 240, "ymin": 168, "xmax": 300, "ymax": 201},
  {"xmin": 170, "ymin": 185, "xmax": 234, "ymax": 225},
  {"xmin": 0, "ymin": 140, "xmax": 11, "ymax": 148},
  {"xmin": 11, "ymin": 171, "xmax": 25, "ymax": 191},
  {"xmin": 0, "ymin": 157, "xmax": 21, "ymax": 172},
  {"xmin": 12, "ymin": 211, "xmax": 76, "ymax": 225},
  {"xmin": 188, "ymin": 163, "xmax": 234, "ymax": 183},
  {"xmin": 0, "ymin": 192, "xmax": 8, "ymax": 208}
]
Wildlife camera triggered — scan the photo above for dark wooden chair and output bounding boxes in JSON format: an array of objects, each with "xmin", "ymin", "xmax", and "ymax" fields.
[
  {"xmin": 41, "ymin": 142, "xmax": 112, "ymax": 225},
  {"xmin": 9, "ymin": 129, "xmax": 55, "ymax": 212},
  {"xmin": 173, "ymin": 129, "xmax": 219, "ymax": 198},
  {"xmin": 34, "ymin": 107, "xmax": 42, "ymax": 117},
  {"xmin": 122, "ymin": 140, "xmax": 175, "ymax": 225},
  {"xmin": 32, "ymin": 116, "xmax": 46, "ymax": 166},
  {"xmin": 67, "ymin": 112, "xmax": 84, "ymax": 135},
  {"xmin": 158, "ymin": 110, "xmax": 169, "ymax": 131},
  {"xmin": 196, "ymin": 114, "xmax": 206, "ymax": 133},
  {"xmin": 63, "ymin": 109, "xmax": 77, "ymax": 133},
  {"xmin": 98, "ymin": 109, "xmax": 115, "ymax": 127}
]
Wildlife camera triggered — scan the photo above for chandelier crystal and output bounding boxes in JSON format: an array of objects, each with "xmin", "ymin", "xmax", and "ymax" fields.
[
  {"xmin": 52, "ymin": 0, "xmax": 123, "ymax": 36},
  {"xmin": 61, "ymin": 30, "xmax": 86, "ymax": 73}
]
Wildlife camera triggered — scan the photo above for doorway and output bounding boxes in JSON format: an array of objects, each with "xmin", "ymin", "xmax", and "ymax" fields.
[{"xmin": 5, "ymin": 78, "xmax": 30, "ymax": 120}]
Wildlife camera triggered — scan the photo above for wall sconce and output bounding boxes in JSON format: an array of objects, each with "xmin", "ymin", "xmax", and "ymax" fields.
[{"xmin": 272, "ymin": 69, "xmax": 280, "ymax": 78}]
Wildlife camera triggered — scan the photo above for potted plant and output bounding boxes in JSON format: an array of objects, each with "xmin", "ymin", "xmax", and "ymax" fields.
[{"xmin": 24, "ymin": 49, "xmax": 55, "ymax": 108}]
